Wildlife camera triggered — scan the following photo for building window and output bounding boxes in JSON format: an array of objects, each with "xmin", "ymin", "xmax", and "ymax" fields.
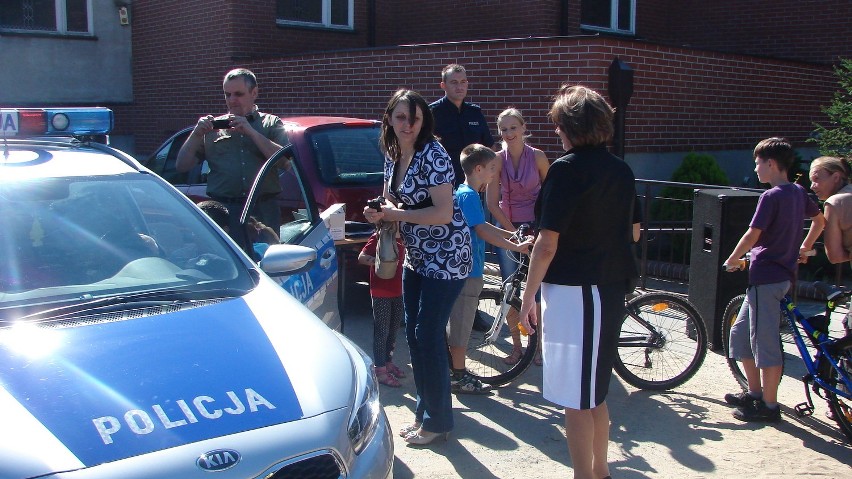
[
  {"xmin": 581, "ymin": 0, "xmax": 634, "ymax": 35},
  {"xmin": 0, "ymin": 0, "xmax": 91, "ymax": 34},
  {"xmin": 277, "ymin": 0, "xmax": 353, "ymax": 30}
]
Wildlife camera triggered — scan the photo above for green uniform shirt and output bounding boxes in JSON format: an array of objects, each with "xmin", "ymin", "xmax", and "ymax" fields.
[{"xmin": 201, "ymin": 106, "xmax": 288, "ymax": 197}]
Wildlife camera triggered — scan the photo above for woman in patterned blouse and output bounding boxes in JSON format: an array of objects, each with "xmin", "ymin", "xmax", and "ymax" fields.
[{"xmin": 364, "ymin": 89, "xmax": 472, "ymax": 446}]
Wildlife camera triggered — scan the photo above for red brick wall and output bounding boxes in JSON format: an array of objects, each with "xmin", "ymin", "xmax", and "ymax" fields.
[
  {"xmin": 119, "ymin": 36, "xmax": 836, "ymax": 163},
  {"xmin": 661, "ymin": 1, "xmax": 851, "ymax": 64},
  {"xmin": 375, "ymin": 0, "xmax": 565, "ymax": 46}
]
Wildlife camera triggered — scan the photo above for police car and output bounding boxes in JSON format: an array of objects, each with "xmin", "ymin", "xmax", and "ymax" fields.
[{"xmin": 0, "ymin": 108, "xmax": 393, "ymax": 478}]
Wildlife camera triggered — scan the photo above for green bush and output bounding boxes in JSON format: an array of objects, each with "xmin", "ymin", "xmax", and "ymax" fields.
[
  {"xmin": 650, "ymin": 153, "xmax": 729, "ymax": 263},
  {"xmin": 654, "ymin": 152, "xmax": 729, "ymax": 222}
]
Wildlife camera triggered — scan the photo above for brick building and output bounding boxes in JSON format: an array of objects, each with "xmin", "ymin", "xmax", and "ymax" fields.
[{"xmin": 116, "ymin": 0, "xmax": 850, "ymax": 180}]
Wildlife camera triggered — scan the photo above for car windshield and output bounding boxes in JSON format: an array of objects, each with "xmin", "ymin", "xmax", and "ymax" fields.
[
  {"xmin": 0, "ymin": 174, "xmax": 254, "ymax": 317},
  {"xmin": 308, "ymin": 126, "xmax": 385, "ymax": 185}
]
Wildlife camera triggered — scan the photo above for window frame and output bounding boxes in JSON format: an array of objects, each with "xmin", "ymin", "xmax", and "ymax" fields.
[
  {"xmin": 580, "ymin": 0, "xmax": 635, "ymax": 36},
  {"xmin": 276, "ymin": 0, "xmax": 354, "ymax": 31},
  {"xmin": 0, "ymin": 0, "xmax": 93, "ymax": 36}
]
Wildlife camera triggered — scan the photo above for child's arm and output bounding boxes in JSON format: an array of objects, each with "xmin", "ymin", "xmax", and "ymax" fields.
[
  {"xmin": 723, "ymin": 227, "xmax": 762, "ymax": 271},
  {"xmin": 474, "ymin": 222, "xmax": 533, "ymax": 252},
  {"xmin": 800, "ymin": 211, "xmax": 826, "ymax": 261},
  {"xmin": 357, "ymin": 252, "xmax": 374, "ymax": 266}
]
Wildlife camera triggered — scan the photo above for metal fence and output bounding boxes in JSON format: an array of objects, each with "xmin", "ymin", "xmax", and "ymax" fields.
[{"xmin": 485, "ymin": 179, "xmax": 846, "ymax": 296}]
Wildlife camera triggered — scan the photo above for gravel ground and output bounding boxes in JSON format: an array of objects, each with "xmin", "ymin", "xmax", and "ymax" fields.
[{"xmin": 341, "ymin": 283, "xmax": 852, "ymax": 478}]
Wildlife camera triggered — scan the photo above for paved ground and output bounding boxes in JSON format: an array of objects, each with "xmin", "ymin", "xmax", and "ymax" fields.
[{"xmin": 341, "ymin": 282, "xmax": 852, "ymax": 478}]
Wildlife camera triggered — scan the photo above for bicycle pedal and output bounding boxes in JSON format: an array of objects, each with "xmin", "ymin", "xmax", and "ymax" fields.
[{"xmin": 794, "ymin": 402, "xmax": 814, "ymax": 417}]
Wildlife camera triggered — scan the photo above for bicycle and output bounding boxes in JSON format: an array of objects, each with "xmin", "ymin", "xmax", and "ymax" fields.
[
  {"xmin": 721, "ymin": 278, "xmax": 852, "ymax": 441},
  {"xmin": 465, "ymin": 228, "xmax": 708, "ymax": 389}
]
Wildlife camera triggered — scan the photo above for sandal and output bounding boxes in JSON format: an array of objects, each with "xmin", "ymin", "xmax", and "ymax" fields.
[
  {"xmin": 451, "ymin": 372, "xmax": 490, "ymax": 395},
  {"xmin": 503, "ymin": 347, "xmax": 523, "ymax": 365},
  {"xmin": 398, "ymin": 421, "xmax": 421, "ymax": 437},
  {"xmin": 375, "ymin": 366, "xmax": 401, "ymax": 387},
  {"xmin": 385, "ymin": 361, "xmax": 406, "ymax": 378}
]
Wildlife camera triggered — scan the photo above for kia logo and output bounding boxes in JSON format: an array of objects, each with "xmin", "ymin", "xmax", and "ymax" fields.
[{"xmin": 197, "ymin": 449, "xmax": 241, "ymax": 472}]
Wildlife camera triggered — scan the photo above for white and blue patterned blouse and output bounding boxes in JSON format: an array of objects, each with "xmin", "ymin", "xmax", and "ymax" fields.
[{"xmin": 384, "ymin": 140, "xmax": 471, "ymax": 280}]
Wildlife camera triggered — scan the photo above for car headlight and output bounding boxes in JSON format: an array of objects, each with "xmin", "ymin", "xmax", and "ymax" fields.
[{"xmin": 336, "ymin": 333, "xmax": 381, "ymax": 455}]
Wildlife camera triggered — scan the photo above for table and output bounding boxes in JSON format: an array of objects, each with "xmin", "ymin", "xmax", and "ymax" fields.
[{"xmin": 334, "ymin": 235, "xmax": 369, "ymax": 330}]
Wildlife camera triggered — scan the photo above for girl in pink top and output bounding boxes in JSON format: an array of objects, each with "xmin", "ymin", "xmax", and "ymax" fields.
[{"xmin": 486, "ymin": 108, "xmax": 550, "ymax": 364}]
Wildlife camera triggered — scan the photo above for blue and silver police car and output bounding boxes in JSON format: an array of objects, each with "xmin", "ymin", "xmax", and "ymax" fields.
[{"xmin": 0, "ymin": 108, "xmax": 393, "ymax": 478}]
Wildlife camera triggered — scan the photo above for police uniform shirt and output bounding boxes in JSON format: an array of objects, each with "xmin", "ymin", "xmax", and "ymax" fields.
[{"xmin": 429, "ymin": 96, "xmax": 495, "ymax": 183}]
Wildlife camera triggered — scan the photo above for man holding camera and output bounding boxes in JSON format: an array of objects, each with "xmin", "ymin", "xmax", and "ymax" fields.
[{"xmin": 177, "ymin": 68, "xmax": 287, "ymax": 249}]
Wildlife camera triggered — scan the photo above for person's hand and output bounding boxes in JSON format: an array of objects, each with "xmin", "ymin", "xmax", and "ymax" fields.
[
  {"xmin": 722, "ymin": 257, "xmax": 746, "ymax": 272},
  {"xmin": 228, "ymin": 114, "xmax": 253, "ymax": 135},
  {"xmin": 363, "ymin": 205, "xmax": 385, "ymax": 224},
  {"xmin": 513, "ymin": 238, "xmax": 534, "ymax": 253},
  {"xmin": 193, "ymin": 115, "xmax": 216, "ymax": 136},
  {"xmin": 519, "ymin": 297, "xmax": 537, "ymax": 335},
  {"xmin": 798, "ymin": 248, "xmax": 816, "ymax": 264}
]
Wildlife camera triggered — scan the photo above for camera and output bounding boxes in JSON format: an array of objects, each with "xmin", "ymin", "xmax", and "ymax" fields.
[
  {"xmin": 367, "ymin": 196, "xmax": 385, "ymax": 212},
  {"xmin": 211, "ymin": 117, "xmax": 232, "ymax": 129}
]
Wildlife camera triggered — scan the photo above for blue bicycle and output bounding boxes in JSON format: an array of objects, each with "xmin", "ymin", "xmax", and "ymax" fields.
[{"xmin": 721, "ymin": 282, "xmax": 852, "ymax": 441}]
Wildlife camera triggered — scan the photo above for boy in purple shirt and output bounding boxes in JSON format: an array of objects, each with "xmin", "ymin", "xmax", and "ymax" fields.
[{"xmin": 722, "ymin": 137, "xmax": 825, "ymax": 422}]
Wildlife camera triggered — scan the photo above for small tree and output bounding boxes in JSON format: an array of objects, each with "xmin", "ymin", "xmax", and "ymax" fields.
[{"xmin": 811, "ymin": 58, "xmax": 852, "ymax": 157}]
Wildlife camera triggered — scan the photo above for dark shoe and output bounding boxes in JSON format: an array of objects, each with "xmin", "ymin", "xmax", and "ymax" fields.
[
  {"xmin": 733, "ymin": 401, "xmax": 781, "ymax": 422},
  {"xmin": 724, "ymin": 391, "xmax": 761, "ymax": 407},
  {"xmin": 472, "ymin": 311, "xmax": 491, "ymax": 332},
  {"xmin": 451, "ymin": 372, "xmax": 490, "ymax": 394}
]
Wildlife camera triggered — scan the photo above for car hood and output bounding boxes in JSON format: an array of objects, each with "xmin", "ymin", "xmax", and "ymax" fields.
[{"xmin": 0, "ymin": 281, "xmax": 354, "ymax": 478}]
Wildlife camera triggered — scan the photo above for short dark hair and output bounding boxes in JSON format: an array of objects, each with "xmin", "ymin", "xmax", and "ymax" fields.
[
  {"xmin": 441, "ymin": 64, "xmax": 466, "ymax": 82},
  {"xmin": 548, "ymin": 85, "xmax": 614, "ymax": 147},
  {"xmin": 223, "ymin": 68, "xmax": 257, "ymax": 90},
  {"xmin": 379, "ymin": 89, "xmax": 435, "ymax": 162},
  {"xmin": 198, "ymin": 200, "xmax": 230, "ymax": 229},
  {"xmin": 460, "ymin": 144, "xmax": 496, "ymax": 175},
  {"xmin": 753, "ymin": 137, "xmax": 794, "ymax": 172}
]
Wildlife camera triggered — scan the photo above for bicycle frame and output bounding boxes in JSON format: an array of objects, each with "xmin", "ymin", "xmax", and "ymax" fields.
[
  {"xmin": 619, "ymin": 305, "xmax": 664, "ymax": 349},
  {"xmin": 485, "ymin": 254, "xmax": 527, "ymax": 344},
  {"xmin": 781, "ymin": 296, "xmax": 852, "ymax": 400}
]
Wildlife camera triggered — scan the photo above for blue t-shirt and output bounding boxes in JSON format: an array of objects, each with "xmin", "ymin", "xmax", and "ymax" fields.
[
  {"xmin": 749, "ymin": 183, "xmax": 819, "ymax": 285},
  {"xmin": 455, "ymin": 183, "xmax": 486, "ymax": 278}
]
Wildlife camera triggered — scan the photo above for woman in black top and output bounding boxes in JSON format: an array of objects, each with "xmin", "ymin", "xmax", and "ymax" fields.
[{"xmin": 519, "ymin": 85, "xmax": 637, "ymax": 479}]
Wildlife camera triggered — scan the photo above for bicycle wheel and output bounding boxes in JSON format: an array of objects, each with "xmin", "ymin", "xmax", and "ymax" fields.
[
  {"xmin": 721, "ymin": 294, "xmax": 786, "ymax": 391},
  {"xmin": 465, "ymin": 288, "xmax": 537, "ymax": 386},
  {"xmin": 826, "ymin": 349, "xmax": 852, "ymax": 442},
  {"xmin": 615, "ymin": 292, "xmax": 707, "ymax": 390}
]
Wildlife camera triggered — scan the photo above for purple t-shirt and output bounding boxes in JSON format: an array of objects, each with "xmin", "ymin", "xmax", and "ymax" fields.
[{"xmin": 749, "ymin": 183, "xmax": 819, "ymax": 285}]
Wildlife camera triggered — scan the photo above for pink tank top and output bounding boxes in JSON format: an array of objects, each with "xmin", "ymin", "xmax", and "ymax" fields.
[{"xmin": 498, "ymin": 144, "xmax": 541, "ymax": 223}]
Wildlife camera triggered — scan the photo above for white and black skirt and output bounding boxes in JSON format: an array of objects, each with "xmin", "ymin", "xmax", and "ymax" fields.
[{"xmin": 540, "ymin": 282, "xmax": 625, "ymax": 410}]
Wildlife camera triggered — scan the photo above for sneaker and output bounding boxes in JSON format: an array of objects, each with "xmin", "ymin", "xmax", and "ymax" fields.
[
  {"xmin": 732, "ymin": 400, "xmax": 781, "ymax": 422},
  {"xmin": 451, "ymin": 372, "xmax": 490, "ymax": 395},
  {"xmin": 724, "ymin": 391, "xmax": 761, "ymax": 407}
]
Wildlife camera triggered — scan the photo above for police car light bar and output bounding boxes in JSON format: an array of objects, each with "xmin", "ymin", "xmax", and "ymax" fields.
[{"xmin": 1, "ymin": 107, "xmax": 113, "ymax": 137}]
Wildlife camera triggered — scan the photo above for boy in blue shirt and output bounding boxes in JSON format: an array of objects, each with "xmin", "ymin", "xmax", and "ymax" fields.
[
  {"xmin": 447, "ymin": 144, "xmax": 533, "ymax": 394},
  {"xmin": 723, "ymin": 137, "xmax": 825, "ymax": 422}
]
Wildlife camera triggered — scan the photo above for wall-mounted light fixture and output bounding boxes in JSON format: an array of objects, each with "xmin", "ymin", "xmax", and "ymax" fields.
[
  {"xmin": 119, "ymin": 7, "xmax": 129, "ymax": 25},
  {"xmin": 115, "ymin": 0, "xmax": 131, "ymax": 26}
]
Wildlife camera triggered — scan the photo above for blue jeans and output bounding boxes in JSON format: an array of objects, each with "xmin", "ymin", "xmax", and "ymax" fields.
[{"xmin": 402, "ymin": 269, "xmax": 465, "ymax": 433}]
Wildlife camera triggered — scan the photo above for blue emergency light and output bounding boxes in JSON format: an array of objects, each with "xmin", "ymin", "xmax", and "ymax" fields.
[{"xmin": 1, "ymin": 107, "xmax": 113, "ymax": 137}]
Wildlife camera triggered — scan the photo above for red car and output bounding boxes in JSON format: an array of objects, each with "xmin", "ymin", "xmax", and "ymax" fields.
[{"xmin": 143, "ymin": 116, "xmax": 384, "ymax": 224}]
